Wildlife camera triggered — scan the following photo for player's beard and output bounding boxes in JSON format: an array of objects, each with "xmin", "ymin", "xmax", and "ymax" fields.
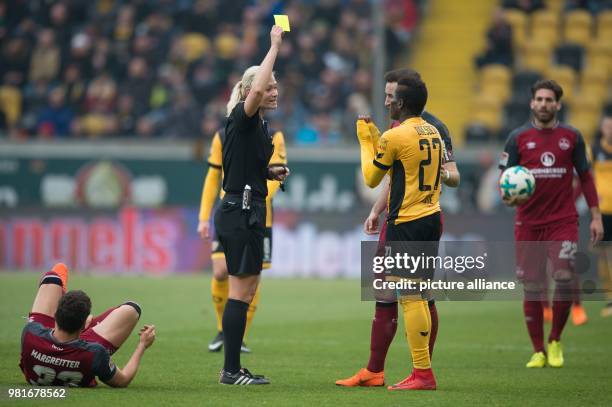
[{"xmin": 533, "ymin": 109, "xmax": 555, "ymax": 124}]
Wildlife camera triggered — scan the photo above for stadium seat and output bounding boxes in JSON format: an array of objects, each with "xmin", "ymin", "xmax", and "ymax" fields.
[
  {"xmin": 579, "ymin": 82, "xmax": 608, "ymax": 104},
  {"xmin": 581, "ymin": 65, "xmax": 608, "ymax": 88},
  {"xmin": 180, "ymin": 33, "xmax": 211, "ymax": 62},
  {"xmin": 596, "ymin": 10, "xmax": 612, "ymax": 43},
  {"xmin": 546, "ymin": 65, "xmax": 576, "ymax": 102},
  {"xmin": 504, "ymin": 9, "xmax": 528, "ymax": 48},
  {"xmin": 512, "ymin": 70, "xmax": 543, "ymax": 100},
  {"xmin": 478, "ymin": 83, "xmax": 511, "ymax": 104},
  {"xmin": 521, "ymin": 40, "xmax": 552, "ymax": 72},
  {"xmin": 0, "ymin": 85, "xmax": 22, "ymax": 126},
  {"xmin": 555, "ymin": 43, "xmax": 584, "ymax": 72},
  {"xmin": 471, "ymin": 94, "xmax": 503, "ymax": 131},
  {"xmin": 530, "ymin": 10, "xmax": 560, "ymax": 47},
  {"xmin": 545, "ymin": 0, "xmax": 564, "ymax": 12},
  {"xmin": 563, "ymin": 10, "xmax": 593, "ymax": 46},
  {"xmin": 587, "ymin": 40, "xmax": 612, "ymax": 74},
  {"xmin": 570, "ymin": 93, "xmax": 604, "ymax": 140},
  {"xmin": 480, "ymin": 64, "xmax": 512, "ymax": 87},
  {"xmin": 569, "ymin": 109, "xmax": 600, "ymax": 142}
]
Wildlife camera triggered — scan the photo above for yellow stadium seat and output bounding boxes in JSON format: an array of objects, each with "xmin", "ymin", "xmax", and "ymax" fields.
[
  {"xmin": 596, "ymin": 10, "xmax": 612, "ymax": 42},
  {"xmin": 545, "ymin": 0, "xmax": 564, "ymax": 12},
  {"xmin": 532, "ymin": 9, "xmax": 560, "ymax": 29},
  {"xmin": 521, "ymin": 41, "xmax": 552, "ymax": 72},
  {"xmin": 546, "ymin": 65, "xmax": 576, "ymax": 102},
  {"xmin": 587, "ymin": 41, "xmax": 612, "ymax": 75},
  {"xmin": 528, "ymin": 28, "xmax": 560, "ymax": 47},
  {"xmin": 504, "ymin": 9, "xmax": 528, "ymax": 48},
  {"xmin": 564, "ymin": 10, "xmax": 593, "ymax": 46},
  {"xmin": 0, "ymin": 85, "xmax": 22, "ymax": 125},
  {"xmin": 569, "ymin": 109, "xmax": 600, "ymax": 142},
  {"xmin": 480, "ymin": 64, "xmax": 512, "ymax": 86},
  {"xmin": 181, "ymin": 33, "xmax": 211, "ymax": 62},
  {"xmin": 479, "ymin": 82, "xmax": 511, "ymax": 103},
  {"xmin": 581, "ymin": 65, "xmax": 608, "ymax": 89},
  {"xmin": 471, "ymin": 95, "xmax": 503, "ymax": 131},
  {"xmin": 570, "ymin": 94, "xmax": 604, "ymax": 137}
]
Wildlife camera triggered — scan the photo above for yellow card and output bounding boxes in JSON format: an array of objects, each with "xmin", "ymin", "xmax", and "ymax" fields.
[{"xmin": 274, "ymin": 14, "xmax": 291, "ymax": 32}]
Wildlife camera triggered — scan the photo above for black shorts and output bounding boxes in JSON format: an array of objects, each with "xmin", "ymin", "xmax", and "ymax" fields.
[
  {"xmin": 385, "ymin": 211, "xmax": 441, "ymax": 281},
  {"xmin": 213, "ymin": 195, "xmax": 267, "ymax": 276},
  {"xmin": 603, "ymin": 214, "xmax": 612, "ymax": 242},
  {"xmin": 212, "ymin": 226, "xmax": 273, "ymax": 267}
]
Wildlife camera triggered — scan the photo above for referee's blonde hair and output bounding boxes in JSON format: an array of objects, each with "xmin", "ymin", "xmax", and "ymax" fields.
[{"xmin": 226, "ymin": 66, "xmax": 276, "ymax": 116}]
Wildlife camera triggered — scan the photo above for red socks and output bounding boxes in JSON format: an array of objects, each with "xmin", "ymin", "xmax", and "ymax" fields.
[
  {"xmin": 428, "ymin": 301, "xmax": 438, "ymax": 359},
  {"xmin": 523, "ymin": 300, "xmax": 545, "ymax": 352},
  {"xmin": 367, "ymin": 302, "xmax": 398, "ymax": 373}
]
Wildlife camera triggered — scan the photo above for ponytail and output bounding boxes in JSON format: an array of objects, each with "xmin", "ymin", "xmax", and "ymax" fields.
[{"xmin": 225, "ymin": 65, "xmax": 266, "ymax": 116}]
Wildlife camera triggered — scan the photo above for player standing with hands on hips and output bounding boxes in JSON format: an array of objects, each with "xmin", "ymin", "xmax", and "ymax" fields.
[{"xmin": 215, "ymin": 25, "xmax": 289, "ymax": 385}]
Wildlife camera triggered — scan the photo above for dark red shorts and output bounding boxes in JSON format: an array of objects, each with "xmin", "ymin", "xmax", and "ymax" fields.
[
  {"xmin": 514, "ymin": 220, "xmax": 578, "ymax": 282},
  {"xmin": 29, "ymin": 307, "xmax": 118, "ymax": 355}
]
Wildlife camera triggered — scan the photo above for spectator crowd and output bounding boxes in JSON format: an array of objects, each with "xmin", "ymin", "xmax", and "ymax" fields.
[{"xmin": 0, "ymin": 0, "xmax": 423, "ymax": 145}]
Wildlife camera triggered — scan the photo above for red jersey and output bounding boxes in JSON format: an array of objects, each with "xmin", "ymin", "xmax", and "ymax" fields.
[
  {"xmin": 20, "ymin": 320, "xmax": 116, "ymax": 387},
  {"xmin": 499, "ymin": 122, "xmax": 591, "ymax": 227}
]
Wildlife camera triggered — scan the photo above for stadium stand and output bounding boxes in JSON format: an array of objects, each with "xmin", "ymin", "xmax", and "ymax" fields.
[
  {"xmin": 468, "ymin": 0, "xmax": 612, "ymax": 143},
  {"xmin": 0, "ymin": 0, "xmax": 424, "ymax": 144}
]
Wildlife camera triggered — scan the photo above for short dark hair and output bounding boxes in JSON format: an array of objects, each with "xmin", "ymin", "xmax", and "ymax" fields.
[
  {"xmin": 531, "ymin": 79, "xmax": 563, "ymax": 101},
  {"xmin": 384, "ymin": 68, "xmax": 422, "ymax": 83},
  {"xmin": 395, "ymin": 75, "xmax": 428, "ymax": 116},
  {"xmin": 55, "ymin": 290, "xmax": 91, "ymax": 334}
]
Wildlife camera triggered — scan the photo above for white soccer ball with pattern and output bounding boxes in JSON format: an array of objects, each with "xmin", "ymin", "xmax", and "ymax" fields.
[{"xmin": 499, "ymin": 165, "xmax": 536, "ymax": 200}]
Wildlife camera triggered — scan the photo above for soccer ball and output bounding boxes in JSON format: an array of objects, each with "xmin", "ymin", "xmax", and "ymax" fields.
[{"xmin": 499, "ymin": 166, "xmax": 536, "ymax": 200}]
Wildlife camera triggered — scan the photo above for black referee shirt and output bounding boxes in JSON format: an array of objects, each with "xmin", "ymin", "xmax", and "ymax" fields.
[{"xmin": 222, "ymin": 102, "xmax": 274, "ymax": 199}]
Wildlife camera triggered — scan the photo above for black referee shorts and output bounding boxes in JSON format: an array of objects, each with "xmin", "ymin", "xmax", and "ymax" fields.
[
  {"xmin": 213, "ymin": 195, "xmax": 266, "ymax": 276},
  {"xmin": 212, "ymin": 226, "xmax": 273, "ymax": 268},
  {"xmin": 385, "ymin": 211, "xmax": 441, "ymax": 281}
]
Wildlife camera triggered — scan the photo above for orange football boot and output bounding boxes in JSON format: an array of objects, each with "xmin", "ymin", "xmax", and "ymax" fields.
[
  {"xmin": 51, "ymin": 263, "xmax": 69, "ymax": 292},
  {"xmin": 571, "ymin": 304, "xmax": 588, "ymax": 326},
  {"xmin": 335, "ymin": 368, "xmax": 385, "ymax": 387},
  {"xmin": 388, "ymin": 368, "xmax": 436, "ymax": 390}
]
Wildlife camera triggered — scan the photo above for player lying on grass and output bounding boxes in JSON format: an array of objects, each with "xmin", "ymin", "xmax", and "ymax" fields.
[{"xmin": 19, "ymin": 263, "xmax": 156, "ymax": 387}]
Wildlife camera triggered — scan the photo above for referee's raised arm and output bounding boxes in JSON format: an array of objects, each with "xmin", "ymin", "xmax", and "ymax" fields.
[{"xmin": 243, "ymin": 26, "xmax": 283, "ymax": 118}]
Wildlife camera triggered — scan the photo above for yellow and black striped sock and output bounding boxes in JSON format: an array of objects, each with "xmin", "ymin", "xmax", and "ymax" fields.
[
  {"xmin": 211, "ymin": 278, "xmax": 229, "ymax": 332},
  {"xmin": 400, "ymin": 298, "xmax": 432, "ymax": 369}
]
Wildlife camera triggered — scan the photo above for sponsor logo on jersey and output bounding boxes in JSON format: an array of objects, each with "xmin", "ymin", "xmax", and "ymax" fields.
[
  {"xmin": 527, "ymin": 142, "xmax": 536, "ymax": 150},
  {"xmin": 52, "ymin": 344, "xmax": 64, "ymax": 351},
  {"xmin": 540, "ymin": 152, "xmax": 556, "ymax": 167},
  {"xmin": 559, "ymin": 138, "xmax": 570, "ymax": 151}
]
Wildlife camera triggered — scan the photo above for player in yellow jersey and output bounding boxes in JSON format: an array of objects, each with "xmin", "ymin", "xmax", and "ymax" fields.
[
  {"xmin": 592, "ymin": 112, "xmax": 612, "ymax": 317},
  {"xmin": 356, "ymin": 73, "xmax": 441, "ymax": 390},
  {"xmin": 197, "ymin": 127, "xmax": 287, "ymax": 352}
]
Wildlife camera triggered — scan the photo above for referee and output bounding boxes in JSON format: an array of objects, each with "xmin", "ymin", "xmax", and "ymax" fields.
[{"xmin": 215, "ymin": 25, "xmax": 289, "ymax": 386}]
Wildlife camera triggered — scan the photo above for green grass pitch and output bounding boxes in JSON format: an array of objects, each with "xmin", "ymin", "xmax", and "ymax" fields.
[{"xmin": 1, "ymin": 272, "xmax": 611, "ymax": 406}]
